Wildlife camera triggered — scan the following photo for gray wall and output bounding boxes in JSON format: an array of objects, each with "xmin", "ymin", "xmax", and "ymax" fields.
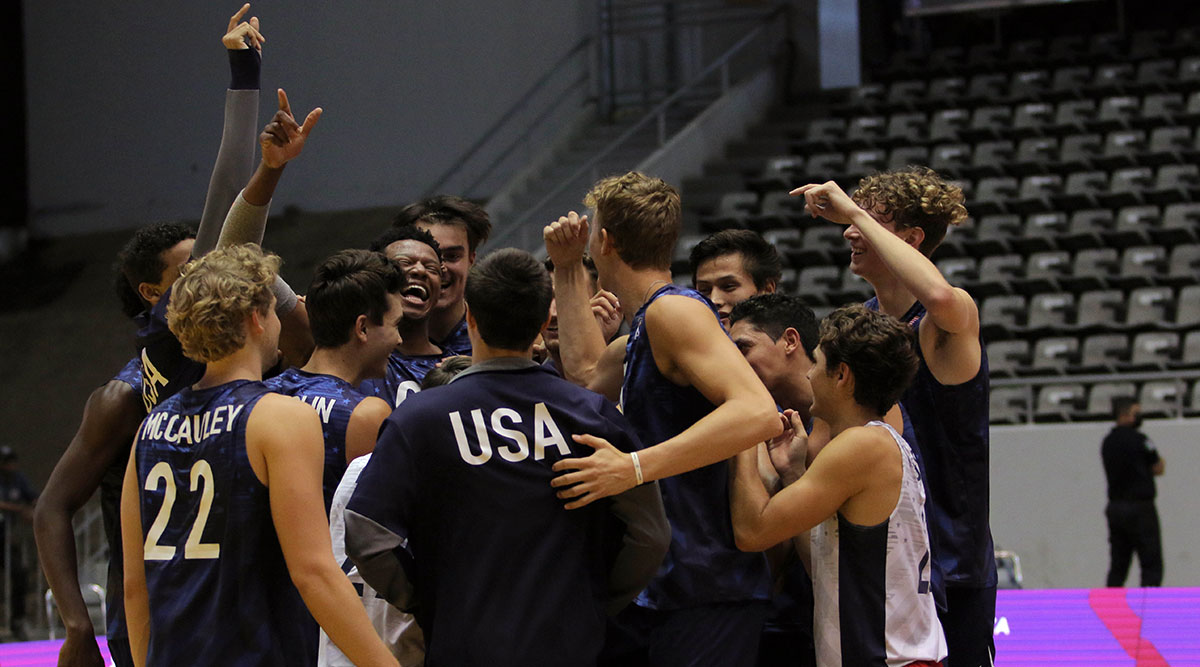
[
  {"xmin": 23, "ymin": 1, "xmax": 593, "ymax": 237},
  {"xmin": 991, "ymin": 419, "xmax": 1199, "ymax": 588}
]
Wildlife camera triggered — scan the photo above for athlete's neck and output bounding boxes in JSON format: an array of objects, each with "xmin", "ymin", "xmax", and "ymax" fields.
[
  {"xmin": 825, "ymin": 403, "xmax": 885, "ymax": 438},
  {"xmin": 869, "ymin": 273, "xmax": 919, "ymax": 320},
  {"xmin": 428, "ymin": 300, "xmax": 466, "ymax": 342},
  {"xmin": 775, "ymin": 371, "xmax": 814, "ymax": 427},
  {"xmin": 609, "ymin": 267, "xmax": 674, "ymax": 324},
  {"xmin": 397, "ymin": 317, "xmax": 442, "ymax": 356},
  {"xmin": 193, "ymin": 347, "xmax": 266, "ymax": 390},
  {"xmin": 301, "ymin": 346, "xmax": 372, "ymax": 387}
]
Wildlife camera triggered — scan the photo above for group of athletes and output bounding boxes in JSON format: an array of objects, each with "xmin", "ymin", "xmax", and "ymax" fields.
[{"xmin": 31, "ymin": 6, "xmax": 998, "ymax": 667}]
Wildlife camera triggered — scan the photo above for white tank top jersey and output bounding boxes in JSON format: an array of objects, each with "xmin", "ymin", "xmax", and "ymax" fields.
[
  {"xmin": 810, "ymin": 421, "xmax": 948, "ymax": 667},
  {"xmin": 318, "ymin": 454, "xmax": 425, "ymax": 667}
]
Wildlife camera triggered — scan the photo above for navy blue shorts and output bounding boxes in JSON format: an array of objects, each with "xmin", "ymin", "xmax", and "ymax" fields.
[{"xmin": 601, "ymin": 600, "xmax": 770, "ymax": 667}]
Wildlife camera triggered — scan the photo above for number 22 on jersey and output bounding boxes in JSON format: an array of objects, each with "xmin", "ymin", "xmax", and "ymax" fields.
[{"xmin": 143, "ymin": 460, "xmax": 221, "ymax": 561}]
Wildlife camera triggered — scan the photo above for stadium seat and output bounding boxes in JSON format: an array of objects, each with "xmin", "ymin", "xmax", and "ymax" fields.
[
  {"xmin": 1063, "ymin": 248, "xmax": 1119, "ymax": 292},
  {"xmin": 1124, "ymin": 332, "xmax": 1180, "ymax": 371},
  {"xmin": 746, "ymin": 156, "xmax": 804, "ymax": 194},
  {"xmin": 930, "ymin": 143, "xmax": 972, "ymax": 176},
  {"xmin": 805, "ymin": 153, "xmax": 848, "ymax": 182},
  {"xmin": 1014, "ymin": 211, "xmax": 1067, "ymax": 254},
  {"xmin": 1025, "ymin": 292, "xmax": 1076, "ymax": 333},
  {"xmin": 1091, "ymin": 64, "xmax": 1135, "ymax": 96},
  {"xmin": 971, "ymin": 254, "xmax": 1023, "ymax": 296},
  {"xmin": 980, "ymin": 294, "xmax": 1027, "ymax": 340},
  {"xmin": 1061, "ymin": 209, "xmax": 1114, "ymax": 250},
  {"xmin": 1082, "ymin": 382, "xmax": 1138, "ymax": 420},
  {"xmin": 988, "ymin": 340, "xmax": 1030, "ymax": 378},
  {"xmin": 1074, "ymin": 289, "xmax": 1126, "ymax": 334},
  {"xmin": 1012, "ymin": 103, "xmax": 1055, "ymax": 139},
  {"xmin": 1134, "ymin": 61, "xmax": 1178, "ymax": 95},
  {"xmin": 966, "ymin": 215, "xmax": 1020, "ymax": 256},
  {"xmin": 1173, "ymin": 285, "xmax": 1200, "ymax": 328},
  {"xmin": 887, "ymin": 146, "xmax": 930, "ymax": 172},
  {"xmin": 935, "ymin": 256, "xmax": 977, "ymax": 287},
  {"xmin": 1150, "ymin": 163, "xmax": 1200, "ymax": 204},
  {"xmin": 798, "ymin": 119, "xmax": 847, "ymax": 152},
  {"xmin": 928, "ymin": 77, "xmax": 967, "ymax": 104},
  {"xmin": 1101, "ymin": 167, "xmax": 1153, "ymax": 208},
  {"xmin": 1035, "ymin": 384, "xmax": 1086, "ymax": 422},
  {"xmin": 1125, "ymin": 285, "xmax": 1174, "ymax": 329},
  {"xmin": 751, "ymin": 191, "xmax": 804, "ymax": 229},
  {"xmin": 886, "ymin": 80, "xmax": 927, "ymax": 110},
  {"xmin": 761, "ymin": 228, "xmax": 801, "ymax": 253},
  {"xmin": 1145, "ymin": 126, "xmax": 1192, "ymax": 165},
  {"xmin": 778, "ymin": 268, "xmax": 798, "ymax": 292},
  {"xmin": 1106, "ymin": 205, "xmax": 1158, "ymax": 248},
  {"xmin": 929, "ymin": 109, "xmax": 970, "ymax": 143},
  {"xmin": 788, "ymin": 227, "xmax": 846, "ymax": 266},
  {"xmin": 990, "ymin": 386, "xmax": 1030, "ymax": 425},
  {"xmin": 1185, "ymin": 379, "xmax": 1200, "ymax": 417},
  {"xmin": 969, "ymin": 141, "xmax": 1015, "ymax": 179},
  {"xmin": 972, "ymin": 177, "xmax": 1018, "ymax": 216},
  {"xmin": 886, "ymin": 112, "xmax": 926, "ymax": 144},
  {"xmin": 796, "ymin": 266, "xmax": 840, "ymax": 305},
  {"xmin": 672, "ymin": 233, "xmax": 706, "ymax": 272},
  {"xmin": 846, "ymin": 116, "xmax": 887, "ymax": 148},
  {"xmin": 1138, "ymin": 380, "xmax": 1184, "ymax": 418},
  {"xmin": 1009, "ymin": 39, "xmax": 1046, "ymax": 66},
  {"xmin": 830, "ymin": 266, "xmax": 872, "ymax": 304},
  {"xmin": 1171, "ymin": 330, "xmax": 1200, "ymax": 369},
  {"xmin": 1031, "ymin": 336, "xmax": 1080, "ymax": 374},
  {"xmin": 1178, "ymin": 56, "xmax": 1200, "ymax": 87},
  {"xmin": 1013, "ymin": 136, "xmax": 1059, "ymax": 174},
  {"xmin": 1080, "ymin": 334, "xmax": 1130, "ymax": 373},
  {"xmin": 965, "ymin": 74, "xmax": 1008, "ymax": 106},
  {"xmin": 1009, "ymin": 69, "xmax": 1050, "ymax": 101},
  {"xmin": 1056, "ymin": 170, "xmax": 1107, "ymax": 209},
  {"xmin": 1013, "ymin": 175, "xmax": 1063, "ymax": 214},
  {"xmin": 1156, "ymin": 202, "xmax": 1200, "ymax": 244},
  {"xmin": 1095, "ymin": 95, "xmax": 1140, "ymax": 131},
  {"xmin": 1115, "ymin": 247, "xmax": 1168, "ymax": 290},
  {"xmin": 1130, "ymin": 30, "xmax": 1170, "ymax": 60},
  {"xmin": 1140, "ymin": 93, "xmax": 1185, "ymax": 126},
  {"xmin": 1050, "ymin": 66, "xmax": 1092, "ymax": 99},
  {"xmin": 1016, "ymin": 252, "xmax": 1071, "ymax": 295},
  {"xmin": 1096, "ymin": 130, "xmax": 1146, "ymax": 170},
  {"xmin": 844, "ymin": 149, "xmax": 888, "ymax": 179},
  {"xmin": 962, "ymin": 107, "xmax": 1012, "ymax": 143}
]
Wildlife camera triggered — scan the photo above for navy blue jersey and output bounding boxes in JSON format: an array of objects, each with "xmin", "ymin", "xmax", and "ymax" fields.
[
  {"xmin": 263, "ymin": 367, "xmax": 367, "ymax": 509},
  {"xmin": 360, "ymin": 351, "xmax": 442, "ymax": 408},
  {"xmin": 134, "ymin": 380, "xmax": 314, "ymax": 666},
  {"xmin": 100, "ymin": 357, "xmax": 142, "ymax": 639},
  {"xmin": 866, "ymin": 298, "xmax": 997, "ymax": 588},
  {"xmin": 136, "ymin": 287, "xmax": 206, "ymax": 412},
  {"xmin": 622, "ymin": 284, "xmax": 771, "ymax": 609},
  {"xmin": 346, "ymin": 359, "xmax": 650, "ymax": 666},
  {"xmin": 433, "ymin": 316, "xmax": 472, "ymax": 356}
]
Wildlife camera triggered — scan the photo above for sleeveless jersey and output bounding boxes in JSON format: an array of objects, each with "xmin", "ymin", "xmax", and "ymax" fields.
[
  {"xmin": 865, "ymin": 297, "xmax": 997, "ymax": 588},
  {"xmin": 263, "ymin": 367, "xmax": 366, "ymax": 509},
  {"xmin": 433, "ymin": 316, "xmax": 472, "ymax": 356},
  {"xmin": 134, "ymin": 380, "xmax": 314, "ymax": 666},
  {"xmin": 622, "ymin": 284, "xmax": 770, "ymax": 609},
  {"xmin": 318, "ymin": 454, "xmax": 424, "ymax": 667},
  {"xmin": 136, "ymin": 287, "xmax": 206, "ymax": 412},
  {"xmin": 811, "ymin": 421, "xmax": 947, "ymax": 667},
  {"xmin": 359, "ymin": 351, "xmax": 442, "ymax": 408},
  {"xmin": 100, "ymin": 357, "xmax": 143, "ymax": 640}
]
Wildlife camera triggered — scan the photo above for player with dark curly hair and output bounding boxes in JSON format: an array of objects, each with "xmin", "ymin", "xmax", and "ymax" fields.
[{"xmin": 793, "ymin": 167, "xmax": 995, "ymax": 667}]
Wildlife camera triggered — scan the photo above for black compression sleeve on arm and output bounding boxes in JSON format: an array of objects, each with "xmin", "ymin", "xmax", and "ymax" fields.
[{"xmin": 228, "ymin": 48, "xmax": 261, "ymax": 90}]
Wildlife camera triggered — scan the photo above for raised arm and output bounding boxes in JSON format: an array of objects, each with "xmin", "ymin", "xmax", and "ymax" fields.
[
  {"xmin": 193, "ymin": 4, "xmax": 264, "ymax": 258},
  {"xmin": 552, "ymin": 296, "xmax": 781, "ymax": 508},
  {"xmin": 35, "ymin": 381, "xmax": 144, "ymax": 667},
  {"xmin": 119, "ymin": 439, "xmax": 150, "ymax": 667},
  {"xmin": 249, "ymin": 396, "xmax": 398, "ymax": 667}
]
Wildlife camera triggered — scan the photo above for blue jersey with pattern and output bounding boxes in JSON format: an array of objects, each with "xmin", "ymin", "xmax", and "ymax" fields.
[
  {"xmin": 134, "ymin": 380, "xmax": 314, "ymax": 666},
  {"xmin": 101, "ymin": 357, "xmax": 142, "ymax": 640},
  {"xmin": 263, "ymin": 367, "xmax": 367, "ymax": 510},
  {"xmin": 136, "ymin": 287, "xmax": 206, "ymax": 412},
  {"xmin": 622, "ymin": 284, "xmax": 770, "ymax": 609},
  {"xmin": 359, "ymin": 351, "xmax": 442, "ymax": 408},
  {"xmin": 865, "ymin": 297, "xmax": 997, "ymax": 588},
  {"xmin": 434, "ymin": 316, "xmax": 472, "ymax": 356}
]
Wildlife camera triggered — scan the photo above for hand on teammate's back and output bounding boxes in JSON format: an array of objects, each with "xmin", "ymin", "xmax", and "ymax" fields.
[
  {"xmin": 260, "ymin": 88, "xmax": 322, "ymax": 169},
  {"xmin": 544, "ymin": 211, "xmax": 589, "ymax": 268},
  {"xmin": 222, "ymin": 4, "xmax": 264, "ymax": 51},
  {"xmin": 790, "ymin": 181, "xmax": 862, "ymax": 226},
  {"xmin": 550, "ymin": 433, "xmax": 636, "ymax": 509}
]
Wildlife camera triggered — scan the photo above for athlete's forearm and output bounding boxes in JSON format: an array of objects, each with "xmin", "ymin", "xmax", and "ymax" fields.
[
  {"xmin": 850, "ymin": 208, "xmax": 971, "ymax": 332},
  {"xmin": 290, "ymin": 563, "xmax": 400, "ymax": 667},
  {"xmin": 553, "ymin": 262, "xmax": 610, "ymax": 388},
  {"xmin": 195, "ymin": 89, "xmax": 260, "ymax": 257},
  {"xmin": 638, "ymin": 395, "xmax": 779, "ymax": 484},
  {"xmin": 730, "ymin": 446, "xmax": 774, "ymax": 552},
  {"xmin": 33, "ymin": 501, "xmax": 93, "ymax": 634}
]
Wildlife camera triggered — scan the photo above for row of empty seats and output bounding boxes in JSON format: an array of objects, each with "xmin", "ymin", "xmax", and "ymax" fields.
[
  {"xmin": 989, "ymin": 330, "xmax": 1200, "ymax": 377},
  {"xmin": 979, "ymin": 287, "xmax": 1200, "ymax": 339},
  {"xmin": 992, "ymin": 377, "xmax": 1200, "ymax": 424}
]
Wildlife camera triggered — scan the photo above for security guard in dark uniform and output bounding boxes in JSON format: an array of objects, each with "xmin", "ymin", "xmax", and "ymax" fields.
[{"xmin": 1101, "ymin": 397, "xmax": 1165, "ymax": 587}]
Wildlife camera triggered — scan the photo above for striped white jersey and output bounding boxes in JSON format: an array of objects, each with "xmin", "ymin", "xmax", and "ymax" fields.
[
  {"xmin": 811, "ymin": 421, "xmax": 948, "ymax": 667},
  {"xmin": 318, "ymin": 455, "xmax": 425, "ymax": 667}
]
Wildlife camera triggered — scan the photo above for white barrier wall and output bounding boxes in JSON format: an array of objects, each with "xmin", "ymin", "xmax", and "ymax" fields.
[{"xmin": 990, "ymin": 419, "xmax": 1199, "ymax": 588}]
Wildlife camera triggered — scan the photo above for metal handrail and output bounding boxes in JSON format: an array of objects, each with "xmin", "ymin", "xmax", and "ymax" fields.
[
  {"xmin": 498, "ymin": 5, "xmax": 789, "ymax": 241},
  {"xmin": 423, "ymin": 37, "xmax": 594, "ymax": 199}
]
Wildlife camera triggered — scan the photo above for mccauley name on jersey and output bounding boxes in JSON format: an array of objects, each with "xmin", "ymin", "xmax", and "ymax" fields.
[{"xmin": 137, "ymin": 404, "xmax": 245, "ymax": 446}]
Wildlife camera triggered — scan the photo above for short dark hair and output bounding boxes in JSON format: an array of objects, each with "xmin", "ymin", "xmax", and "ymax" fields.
[
  {"xmin": 584, "ymin": 171, "xmax": 681, "ymax": 271},
  {"xmin": 817, "ymin": 305, "xmax": 918, "ymax": 416},
  {"xmin": 113, "ymin": 222, "xmax": 196, "ymax": 318},
  {"xmin": 1112, "ymin": 396, "xmax": 1139, "ymax": 420},
  {"xmin": 543, "ymin": 255, "xmax": 600, "ymax": 286},
  {"xmin": 420, "ymin": 355, "xmax": 472, "ymax": 390},
  {"xmin": 689, "ymin": 229, "xmax": 782, "ymax": 290},
  {"xmin": 307, "ymin": 250, "xmax": 407, "ymax": 348},
  {"xmin": 729, "ymin": 294, "xmax": 818, "ymax": 362},
  {"xmin": 465, "ymin": 249, "xmax": 553, "ymax": 351},
  {"xmin": 370, "ymin": 225, "xmax": 442, "ymax": 263},
  {"xmin": 392, "ymin": 195, "xmax": 492, "ymax": 253}
]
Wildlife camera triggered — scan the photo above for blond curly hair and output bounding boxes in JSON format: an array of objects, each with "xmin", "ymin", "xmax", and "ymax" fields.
[
  {"xmin": 852, "ymin": 166, "xmax": 968, "ymax": 256},
  {"xmin": 167, "ymin": 244, "xmax": 280, "ymax": 363},
  {"xmin": 584, "ymin": 171, "xmax": 681, "ymax": 270}
]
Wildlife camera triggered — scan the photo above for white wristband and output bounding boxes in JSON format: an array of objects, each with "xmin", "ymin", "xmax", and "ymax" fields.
[{"xmin": 631, "ymin": 451, "xmax": 644, "ymax": 486}]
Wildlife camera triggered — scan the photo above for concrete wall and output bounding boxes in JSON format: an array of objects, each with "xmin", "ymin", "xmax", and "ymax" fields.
[
  {"xmin": 991, "ymin": 419, "xmax": 1199, "ymax": 588},
  {"xmin": 22, "ymin": 1, "xmax": 593, "ymax": 237}
]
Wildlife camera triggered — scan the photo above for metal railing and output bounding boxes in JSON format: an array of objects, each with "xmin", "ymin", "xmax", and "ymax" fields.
[
  {"xmin": 422, "ymin": 37, "xmax": 595, "ymax": 201},
  {"xmin": 491, "ymin": 5, "xmax": 790, "ymax": 251}
]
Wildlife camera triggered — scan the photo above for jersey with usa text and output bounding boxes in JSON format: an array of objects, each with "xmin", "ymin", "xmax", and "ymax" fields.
[
  {"xmin": 622, "ymin": 284, "xmax": 770, "ymax": 609},
  {"xmin": 433, "ymin": 316, "xmax": 472, "ymax": 356},
  {"xmin": 263, "ymin": 367, "xmax": 366, "ymax": 509},
  {"xmin": 346, "ymin": 360, "xmax": 645, "ymax": 665},
  {"xmin": 811, "ymin": 421, "xmax": 947, "ymax": 667},
  {"xmin": 136, "ymin": 287, "xmax": 206, "ymax": 413},
  {"xmin": 134, "ymin": 379, "xmax": 314, "ymax": 666},
  {"xmin": 866, "ymin": 297, "xmax": 996, "ymax": 588},
  {"xmin": 359, "ymin": 351, "xmax": 442, "ymax": 408},
  {"xmin": 100, "ymin": 357, "xmax": 142, "ymax": 640}
]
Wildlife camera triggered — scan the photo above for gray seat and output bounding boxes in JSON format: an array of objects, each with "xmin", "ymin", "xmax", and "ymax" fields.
[
  {"xmin": 1061, "ymin": 209, "xmax": 1114, "ymax": 250},
  {"xmin": 844, "ymin": 149, "xmax": 887, "ymax": 178},
  {"xmin": 1125, "ymin": 286, "xmax": 1174, "ymax": 329},
  {"xmin": 1174, "ymin": 285, "xmax": 1200, "ymax": 329},
  {"xmin": 1083, "ymin": 382, "xmax": 1138, "ymax": 420},
  {"xmin": 1013, "ymin": 103, "xmax": 1054, "ymax": 137},
  {"xmin": 966, "ymin": 215, "xmax": 1021, "ymax": 257},
  {"xmin": 1124, "ymin": 332, "xmax": 1180, "ymax": 371},
  {"xmin": 990, "ymin": 387, "xmax": 1030, "ymax": 425},
  {"xmin": 1056, "ymin": 170, "xmax": 1107, "ymax": 209},
  {"xmin": 1062, "ymin": 248, "xmax": 1119, "ymax": 292},
  {"xmin": 1164, "ymin": 244, "xmax": 1200, "ymax": 287},
  {"xmin": 969, "ymin": 141, "xmax": 1015, "ymax": 180},
  {"xmin": 846, "ymin": 115, "xmax": 887, "ymax": 147},
  {"xmin": 1030, "ymin": 336, "xmax": 1079, "ymax": 374},
  {"xmin": 980, "ymin": 294, "xmax": 1026, "ymax": 340},
  {"xmin": 1014, "ymin": 211, "xmax": 1067, "ymax": 254},
  {"xmin": 1100, "ymin": 167, "xmax": 1153, "ymax": 208},
  {"xmin": 1080, "ymin": 334, "xmax": 1130, "ymax": 373},
  {"xmin": 1035, "ymin": 384, "xmax": 1086, "ymax": 422},
  {"xmin": 1115, "ymin": 246, "xmax": 1167, "ymax": 290},
  {"xmin": 887, "ymin": 146, "xmax": 930, "ymax": 172},
  {"xmin": 1146, "ymin": 126, "xmax": 1192, "ymax": 165},
  {"xmin": 796, "ymin": 266, "xmax": 841, "ymax": 305},
  {"xmin": 1138, "ymin": 380, "xmax": 1185, "ymax": 418},
  {"xmin": 1172, "ymin": 330, "xmax": 1200, "ymax": 369},
  {"xmin": 829, "ymin": 266, "xmax": 872, "ymax": 305},
  {"xmin": 936, "ymin": 257, "xmax": 978, "ymax": 287},
  {"xmin": 1015, "ymin": 252, "xmax": 1071, "ymax": 295},
  {"xmin": 1009, "ymin": 69, "xmax": 1050, "ymax": 100},
  {"xmin": 930, "ymin": 143, "xmax": 971, "ymax": 175},
  {"xmin": 972, "ymin": 177, "xmax": 1018, "ymax": 216},
  {"xmin": 1013, "ymin": 175, "xmax": 1063, "ymax": 214},
  {"xmin": 972, "ymin": 255, "xmax": 1023, "ymax": 297},
  {"xmin": 1074, "ymin": 290, "xmax": 1125, "ymax": 333},
  {"xmin": 987, "ymin": 340, "xmax": 1030, "ymax": 378},
  {"xmin": 1095, "ymin": 95, "xmax": 1140, "ymax": 130},
  {"xmin": 1014, "ymin": 136, "xmax": 1058, "ymax": 173},
  {"xmin": 1026, "ymin": 292, "xmax": 1075, "ymax": 333},
  {"xmin": 1097, "ymin": 130, "xmax": 1147, "ymax": 170},
  {"xmin": 1151, "ymin": 164, "xmax": 1200, "ymax": 204},
  {"xmin": 1156, "ymin": 202, "xmax": 1200, "ymax": 244},
  {"xmin": 929, "ymin": 109, "xmax": 970, "ymax": 143},
  {"xmin": 886, "ymin": 112, "xmax": 927, "ymax": 144}
]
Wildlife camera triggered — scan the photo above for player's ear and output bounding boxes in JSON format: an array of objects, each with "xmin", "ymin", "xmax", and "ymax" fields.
[
  {"xmin": 137, "ymin": 282, "xmax": 161, "ymax": 305},
  {"xmin": 903, "ymin": 226, "xmax": 925, "ymax": 251},
  {"xmin": 598, "ymin": 228, "xmax": 616, "ymax": 257},
  {"xmin": 781, "ymin": 327, "xmax": 801, "ymax": 355},
  {"xmin": 354, "ymin": 314, "xmax": 370, "ymax": 342},
  {"xmin": 763, "ymin": 278, "xmax": 778, "ymax": 294}
]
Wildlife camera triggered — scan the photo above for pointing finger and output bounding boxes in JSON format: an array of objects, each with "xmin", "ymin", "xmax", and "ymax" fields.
[
  {"xmin": 229, "ymin": 4, "xmax": 250, "ymax": 33},
  {"xmin": 299, "ymin": 107, "xmax": 323, "ymax": 137},
  {"xmin": 277, "ymin": 88, "xmax": 291, "ymax": 117}
]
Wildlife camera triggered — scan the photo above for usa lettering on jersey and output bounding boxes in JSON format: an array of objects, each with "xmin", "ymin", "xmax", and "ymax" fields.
[{"xmin": 449, "ymin": 402, "xmax": 571, "ymax": 465}]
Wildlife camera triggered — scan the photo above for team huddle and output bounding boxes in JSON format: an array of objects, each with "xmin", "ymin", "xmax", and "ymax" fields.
[{"xmin": 35, "ymin": 7, "xmax": 998, "ymax": 667}]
